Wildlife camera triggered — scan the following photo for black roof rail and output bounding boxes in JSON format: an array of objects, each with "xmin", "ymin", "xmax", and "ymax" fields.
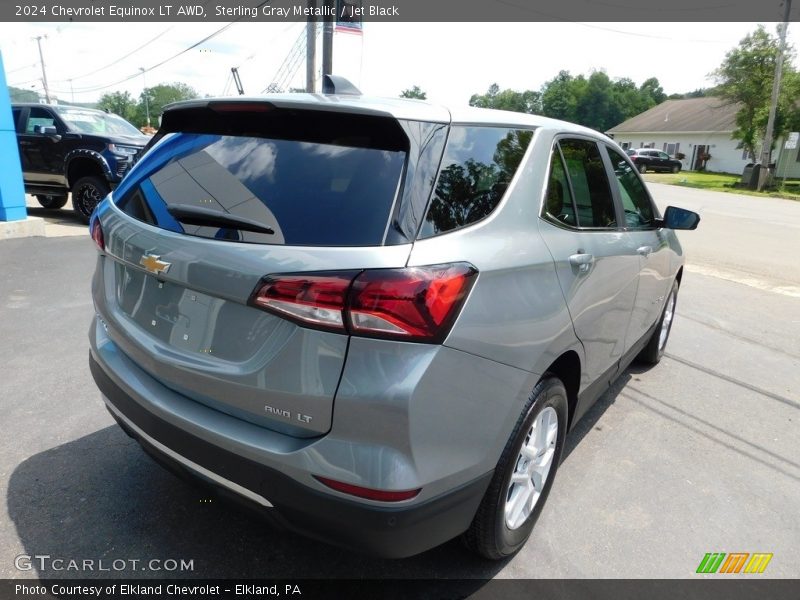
[{"xmin": 322, "ymin": 74, "xmax": 361, "ymax": 96}]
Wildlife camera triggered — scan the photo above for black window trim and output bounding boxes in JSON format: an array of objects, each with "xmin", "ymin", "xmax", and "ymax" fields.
[
  {"xmin": 541, "ymin": 133, "xmax": 625, "ymax": 233},
  {"xmin": 540, "ymin": 143, "xmax": 581, "ymax": 231}
]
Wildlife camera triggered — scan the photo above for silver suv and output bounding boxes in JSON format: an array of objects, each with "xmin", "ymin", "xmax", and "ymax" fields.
[{"xmin": 88, "ymin": 85, "xmax": 698, "ymax": 559}]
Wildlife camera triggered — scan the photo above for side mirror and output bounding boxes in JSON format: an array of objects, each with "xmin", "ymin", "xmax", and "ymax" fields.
[
  {"xmin": 657, "ymin": 206, "xmax": 700, "ymax": 230},
  {"xmin": 34, "ymin": 125, "xmax": 61, "ymax": 141}
]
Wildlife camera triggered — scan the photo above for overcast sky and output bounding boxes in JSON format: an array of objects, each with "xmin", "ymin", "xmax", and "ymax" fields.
[{"xmin": 1, "ymin": 21, "xmax": 797, "ymax": 107}]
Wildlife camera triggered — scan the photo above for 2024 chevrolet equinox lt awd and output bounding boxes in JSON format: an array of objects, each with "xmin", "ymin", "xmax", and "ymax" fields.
[{"xmin": 88, "ymin": 87, "xmax": 699, "ymax": 559}]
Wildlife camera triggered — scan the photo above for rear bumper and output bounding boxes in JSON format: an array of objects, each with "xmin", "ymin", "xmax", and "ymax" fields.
[{"xmin": 90, "ymin": 352, "xmax": 492, "ymax": 558}]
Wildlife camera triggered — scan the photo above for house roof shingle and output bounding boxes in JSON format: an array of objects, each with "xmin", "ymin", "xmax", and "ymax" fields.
[{"xmin": 607, "ymin": 97, "xmax": 740, "ymax": 134}]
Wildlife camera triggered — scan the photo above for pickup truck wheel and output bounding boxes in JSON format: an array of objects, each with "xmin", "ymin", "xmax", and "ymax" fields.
[
  {"xmin": 36, "ymin": 195, "xmax": 69, "ymax": 210},
  {"xmin": 72, "ymin": 176, "xmax": 109, "ymax": 224}
]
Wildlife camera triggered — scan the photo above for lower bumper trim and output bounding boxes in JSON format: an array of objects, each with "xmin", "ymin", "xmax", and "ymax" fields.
[{"xmin": 105, "ymin": 400, "xmax": 273, "ymax": 508}]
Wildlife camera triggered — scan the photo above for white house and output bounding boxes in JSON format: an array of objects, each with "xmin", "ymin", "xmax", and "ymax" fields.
[{"xmin": 606, "ymin": 97, "xmax": 752, "ymax": 174}]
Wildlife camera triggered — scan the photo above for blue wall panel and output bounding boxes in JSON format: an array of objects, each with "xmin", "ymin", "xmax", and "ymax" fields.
[{"xmin": 0, "ymin": 50, "xmax": 27, "ymax": 221}]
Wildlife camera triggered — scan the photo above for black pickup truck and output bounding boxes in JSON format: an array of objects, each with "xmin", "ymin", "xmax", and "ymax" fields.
[{"xmin": 11, "ymin": 103, "xmax": 149, "ymax": 223}]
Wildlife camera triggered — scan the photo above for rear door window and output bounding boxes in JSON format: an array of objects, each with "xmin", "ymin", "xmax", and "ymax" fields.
[
  {"xmin": 558, "ymin": 139, "xmax": 617, "ymax": 228},
  {"xmin": 115, "ymin": 110, "xmax": 409, "ymax": 247},
  {"xmin": 606, "ymin": 146, "xmax": 656, "ymax": 229},
  {"xmin": 418, "ymin": 126, "xmax": 533, "ymax": 238},
  {"xmin": 543, "ymin": 146, "xmax": 578, "ymax": 227}
]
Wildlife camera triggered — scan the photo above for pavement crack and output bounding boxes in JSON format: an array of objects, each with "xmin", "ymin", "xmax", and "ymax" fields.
[{"xmin": 663, "ymin": 352, "xmax": 799, "ymax": 410}]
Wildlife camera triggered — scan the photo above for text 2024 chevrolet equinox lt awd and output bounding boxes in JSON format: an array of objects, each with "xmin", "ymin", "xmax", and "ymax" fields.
[{"xmin": 88, "ymin": 83, "xmax": 699, "ymax": 559}]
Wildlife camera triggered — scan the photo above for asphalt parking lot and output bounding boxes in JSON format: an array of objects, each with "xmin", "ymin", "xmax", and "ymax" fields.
[{"xmin": 1, "ymin": 184, "xmax": 798, "ymax": 580}]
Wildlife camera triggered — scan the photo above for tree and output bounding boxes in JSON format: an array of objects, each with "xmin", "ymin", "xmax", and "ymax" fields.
[
  {"xmin": 713, "ymin": 25, "xmax": 800, "ymax": 160},
  {"xmin": 98, "ymin": 91, "xmax": 136, "ymax": 122},
  {"xmin": 541, "ymin": 71, "xmax": 585, "ymax": 123},
  {"xmin": 8, "ymin": 85, "xmax": 39, "ymax": 103},
  {"xmin": 469, "ymin": 83, "xmax": 541, "ymax": 114},
  {"xmin": 134, "ymin": 82, "xmax": 198, "ymax": 128},
  {"xmin": 400, "ymin": 85, "xmax": 427, "ymax": 100},
  {"xmin": 575, "ymin": 71, "xmax": 618, "ymax": 131},
  {"xmin": 639, "ymin": 77, "xmax": 667, "ymax": 105}
]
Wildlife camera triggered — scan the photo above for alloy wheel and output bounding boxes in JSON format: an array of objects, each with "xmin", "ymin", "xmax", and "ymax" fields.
[{"xmin": 504, "ymin": 406, "xmax": 559, "ymax": 530}]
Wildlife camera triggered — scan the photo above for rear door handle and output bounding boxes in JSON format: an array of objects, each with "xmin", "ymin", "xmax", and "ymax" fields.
[
  {"xmin": 637, "ymin": 245, "xmax": 653, "ymax": 257},
  {"xmin": 569, "ymin": 252, "xmax": 594, "ymax": 273}
]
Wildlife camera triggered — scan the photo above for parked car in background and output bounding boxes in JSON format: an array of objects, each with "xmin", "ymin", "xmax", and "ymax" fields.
[
  {"xmin": 11, "ymin": 103, "xmax": 149, "ymax": 223},
  {"xmin": 626, "ymin": 148, "xmax": 683, "ymax": 174},
  {"xmin": 88, "ymin": 82, "xmax": 699, "ymax": 560}
]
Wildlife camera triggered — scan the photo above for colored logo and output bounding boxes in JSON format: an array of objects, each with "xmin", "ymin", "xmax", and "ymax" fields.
[
  {"xmin": 139, "ymin": 254, "xmax": 171, "ymax": 276},
  {"xmin": 696, "ymin": 552, "xmax": 773, "ymax": 574}
]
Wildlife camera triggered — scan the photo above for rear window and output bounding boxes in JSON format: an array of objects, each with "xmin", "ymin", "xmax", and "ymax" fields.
[
  {"xmin": 418, "ymin": 126, "xmax": 533, "ymax": 238},
  {"xmin": 115, "ymin": 108, "xmax": 408, "ymax": 247}
]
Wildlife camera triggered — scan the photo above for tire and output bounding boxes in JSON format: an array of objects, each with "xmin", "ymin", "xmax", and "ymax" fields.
[
  {"xmin": 71, "ymin": 175, "xmax": 110, "ymax": 224},
  {"xmin": 36, "ymin": 194, "xmax": 68, "ymax": 209},
  {"xmin": 462, "ymin": 376, "xmax": 568, "ymax": 560},
  {"xmin": 671, "ymin": 165, "xmax": 680, "ymax": 174},
  {"xmin": 637, "ymin": 279, "xmax": 679, "ymax": 365},
  {"xmin": 638, "ymin": 163, "xmax": 647, "ymax": 174}
]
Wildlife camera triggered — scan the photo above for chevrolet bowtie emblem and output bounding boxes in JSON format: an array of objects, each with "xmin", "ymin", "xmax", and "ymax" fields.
[{"xmin": 139, "ymin": 254, "xmax": 171, "ymax": 276}]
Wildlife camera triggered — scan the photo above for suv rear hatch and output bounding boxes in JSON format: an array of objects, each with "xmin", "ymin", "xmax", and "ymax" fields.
[{"xmin": 93, "ymin": 98, "xmax": 449, "ymax": 437}]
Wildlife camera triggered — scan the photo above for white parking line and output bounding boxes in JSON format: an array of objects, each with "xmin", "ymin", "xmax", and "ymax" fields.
[{"xmin": 685, "ymin": 263, "xmax": 800, "ymax": 298}]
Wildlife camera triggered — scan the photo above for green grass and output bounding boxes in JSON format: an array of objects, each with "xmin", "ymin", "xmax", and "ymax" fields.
[{"xmin": 642, "ymin": 171, "xmax": 800, "ymax": 201}]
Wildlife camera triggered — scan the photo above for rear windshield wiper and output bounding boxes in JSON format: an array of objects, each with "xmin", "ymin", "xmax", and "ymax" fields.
[{"xmin": 166, "ymin": 204, "xmax": 274, "ymax": 235}]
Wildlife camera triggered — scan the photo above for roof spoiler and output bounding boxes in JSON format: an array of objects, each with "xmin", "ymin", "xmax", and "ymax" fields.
[{"xmin": 322, "ymin": 74, "xmax": 361, "ymax": 96}]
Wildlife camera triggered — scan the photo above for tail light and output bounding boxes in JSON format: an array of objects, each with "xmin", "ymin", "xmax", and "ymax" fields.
[
  {"xmin": 249, "ymin": 272, "xmax": 357, "ymax": 331},
  {"xmin": 89, "ymin": 214, "xmax": 104, "ymax": 251},
  {"xmin": 314, "ymin": 476, "xmax": 421, "ymax": 502},
  {"xmin": 249, "ymin": 263, "xmax": 477, "ymax": 343}
]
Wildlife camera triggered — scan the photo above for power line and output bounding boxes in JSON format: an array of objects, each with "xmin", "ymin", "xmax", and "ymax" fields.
[
  {"xmin": 53, "ymin": 26, "xmax": 174, "ymax": 83},
  {"xmin": 49, "ymin": 21, "xmax": 240, "ymax": 94},
  {"xmin": 52, "ymin": 0, "xmax": 271, "ymax": 95},
  {"xmin": 53, "ymin": 0, "xmax": 228, "ymax": 83},
  {"xmin": 5, "ymin": 62, "xmax": 38, "ymax": 75}
]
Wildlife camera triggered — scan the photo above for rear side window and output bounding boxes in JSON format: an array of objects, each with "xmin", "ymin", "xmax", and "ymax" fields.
[
  {"xmin": 418, "ymin": 126, "xmax": 533, "ymax": 238},
  {"xmin": 115, "ymin": 109, "xmax": 409, "ymax": 247},
  {"xmin": 558, "ymin": 139, "xmax": 617, "ymax": 229}
]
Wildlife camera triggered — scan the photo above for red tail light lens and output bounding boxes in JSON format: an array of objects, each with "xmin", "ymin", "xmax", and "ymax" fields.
[
  {"xmin": 314, "ymin": 476, "xmax": 421, "ymax": 502},
  {"xmin": 89, "ymin": 215, "xmax": 104, "ymax": 251},
  {"xmin": 249, "ymin": 263, "xmax": 477, "ymax": 343},
  {"xmin": 349, "ymin": 264, "xmax": 477, "ymax": 341},
  {"xmin": 249, "ymin": 272, "xmax": 357, "ymax": 331}
]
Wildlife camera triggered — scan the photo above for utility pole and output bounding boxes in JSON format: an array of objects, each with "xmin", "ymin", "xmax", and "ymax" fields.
[
  {"xmin": 139, "ymin": 67, "xmax": 151, "ymax": 127},
  {"xmin": 34, "ymin": 35, "xmax": 51, "ymax": 103},
  {"xmin": 757, "ymin": 0, "xmax": 792, "ymax": 191},
  {"xmin": 306, "ymin": 0, "xmax": 317, "ymax": 92},
  {"xmin": 321, "ymin": 0, "xmax": 334, "ymax": 79}
]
